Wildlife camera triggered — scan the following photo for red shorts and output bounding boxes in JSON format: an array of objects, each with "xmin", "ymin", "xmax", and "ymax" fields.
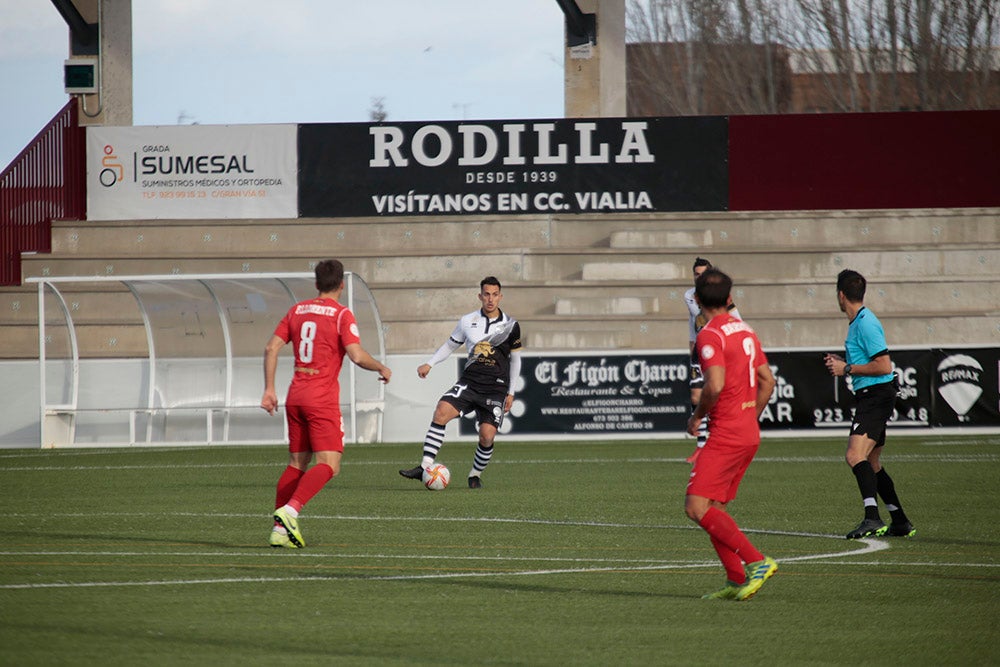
[
  {"xmin": 686, "ymin": 439, "xmax": 759, "ymax": 504},
  {"xmin": 285, "ymin": 404, "xmax": 345, "ymax": 453}
]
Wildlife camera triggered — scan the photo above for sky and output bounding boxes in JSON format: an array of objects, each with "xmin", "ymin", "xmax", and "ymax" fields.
[{"xmin": 0, "ymin": 1, "xmax": 567, "ymax": 169}]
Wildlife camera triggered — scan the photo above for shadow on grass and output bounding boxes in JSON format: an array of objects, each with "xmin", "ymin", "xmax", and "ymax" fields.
[
  {"xmin": 388, "ymin": 572, "xmax": 700, "ymax": 601},
  {"xmin": 0, "ymin": 528, "xmax": 236, "ymax": 549},
  {"xmin": 0, "ymin": 619, "xmax": 417, "ymax": 664},
  {"xmin": 883, "ymin": 535, "xmax": 1000, "ymax": 549}
]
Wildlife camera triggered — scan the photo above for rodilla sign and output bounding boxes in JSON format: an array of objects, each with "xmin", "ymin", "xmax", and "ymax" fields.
[
  {"xmin": 300, "ymin": 110, "xmax": 998, "ymax": 217},
  {"xmin": 298, "ymin": 117, "xmax": 729, "ymax": 217},
  {"xmin": 86, "ymin": 111, "xmax": 997, "ymax": 220}
]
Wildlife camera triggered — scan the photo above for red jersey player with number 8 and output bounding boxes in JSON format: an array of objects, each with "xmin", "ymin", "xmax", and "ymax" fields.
[{"xmin": 261, "ymin": 259, "xmax": 391, "ymax": 548}]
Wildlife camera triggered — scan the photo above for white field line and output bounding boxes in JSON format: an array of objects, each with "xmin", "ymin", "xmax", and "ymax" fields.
[
  {"xmin": 1, "ymin": 436, "xmax": 997, "ymax": 461},
  {"xmin": 0, "ymin": 551, "xmax": 710, "ymax": 564},
  {"xmin": 0, "ymin": 554, "xmax": 868, "ymax": 590},
  {"xmin": 0, "ymin": 511, "xmax": 909, "ymax": 590},
  {"xmin": 0, "ymin": 446, "xmax": 218, "ymax": 460},
  {"xmin": 0, "ymin": 511, "xmax": 916, "ymax": 539},
  {"xmin": 783, "ymin": 560, "xmax": 1000, "ymax": 567},
  {"xmin": 4, "ymin": 548, "xmax": 993, "ymax": 570},
  {"xmin": 7, "ymin": 555, "xmax": 998, "ymax": 591},
  {"xmin": 2, "ymin": 452, "xmax": 999, "ymax": 472}
]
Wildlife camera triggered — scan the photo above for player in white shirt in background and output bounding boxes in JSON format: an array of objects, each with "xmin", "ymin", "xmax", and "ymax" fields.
[{"xmin": 683, "ymin": 258, "xmax": 741, "ymax": 465}]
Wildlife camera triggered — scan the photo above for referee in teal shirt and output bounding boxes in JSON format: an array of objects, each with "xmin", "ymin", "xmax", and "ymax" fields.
[{"xmin": 824, "ymin": 269, "xmax": 915, "ymax": 540}]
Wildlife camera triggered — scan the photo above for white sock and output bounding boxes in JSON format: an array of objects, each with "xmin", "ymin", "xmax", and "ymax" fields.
[{"xmin": 281, "ymin": 505, "xmax": 299, "ymax": 518}]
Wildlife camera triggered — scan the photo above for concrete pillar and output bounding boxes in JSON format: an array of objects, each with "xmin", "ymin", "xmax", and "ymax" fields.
[
  {"xmin": 72, "ymin": 0, "xmax": 133, "ymax": 127},
  {"xmin": 564, "ymin": 0, "xmax": 626, "ymax": 118}
]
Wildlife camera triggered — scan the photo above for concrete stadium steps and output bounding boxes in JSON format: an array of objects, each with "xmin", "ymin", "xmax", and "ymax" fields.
[
  {"xmin": 0, "ymin": 325, "xmax": 40, "ymax": 358},
  {"xmin": 5, "ymin": 278, "xmax": 991, "ymax": 332},
  {"xmin": 0, "ymin": 289, "xmax": 38, "ymax": 325},
  {"xmin": 48, "ymin": 208, "xmax": 998, "ymax": 259},
  {"xmin": 7, "ymin": 311, "xmax": 996, "ymax": 359},
  {"xmin": 17, "ymin": 253, "xmax": 531, "ymax": 285},
  {"xmin": 5, "ymin": 276, "xmax": 996, "ymax": 359},
  {"xmin": 751, "ymin": 313, "xmax": 1000, "ymax": 350},
  {"xmin": 3, "ymin": 312, "xmax": 673, "ymax": 358},
  {"xmin": 382, "ymin": 317, "xmax": 645, "ymax": 354},
  {"xmin": 552, "ymin": 208, "xmax": 1000, "ymax": 249},
  {"xmin": 578, "ymin": 247, "xmax": 1000, "ymax": 282},
  {"xmin": 0, "ymin": 288, "xmax": 139, "ymax": 325},
  {"xmin": 3, "ymin": 315, "xmax": 662, "ymax": 358},
  {"xmin": 49, "ymin": 216, "xmax": 557, "ymax": 257},
  {"xmin": 0, "ymin": 319, "xmax": 276, "ymax": 360},
  {"xmin": 0, "ymin": 285, "xmax": 143, "ymax": 359},
  {"xmin": 371, "ymin": 278, "xmax": 997, "ymax": 319},
  {"xmin": 365, "ymin": 282, "xmax": 680, "ymax": 318},
  {"xmin": 3, "ymin": 207, "xmax": 997, "ymax": 359},
  {"xmin": 0, "ymin": 324, "xmax": 260, "ymax": 359},
  {"xmin": 0, "ymin": 321, "xmax": 144, "ymax": 359},
  {"xmin": 19, "ymin": 255, "xmax": 320, "ymax": 279},
  {"xmin": 21, "ymin": 245, "xmax": 998, "ymax": 287},
  {"xmin": 382, "ymin": 312, "xmax": 1000, "ymax": 354},
  {"xmin": 654, "ymin": 278, "xmax": 998, "ymax": 318},
  {"xmin": 554, "ymin": 295, "xmax": 660, "ymax": 316}
]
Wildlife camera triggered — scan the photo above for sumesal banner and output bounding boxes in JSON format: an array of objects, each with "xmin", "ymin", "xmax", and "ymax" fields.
[{"xmin": 87, "ymin": 125, "xmax": 298, "ymax": 220}]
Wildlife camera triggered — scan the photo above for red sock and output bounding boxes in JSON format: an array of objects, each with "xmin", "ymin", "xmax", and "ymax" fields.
[
  {"xmin": 288, "ymin": 463, "xmax": 334, "ymax": 512},
  {"xmin": 710, "ymin": 535, "xmax": 747, "ymax": 584},
  {"xmin": 275, "ymin": 465, "xmax": 305, "ymax": 510},
  {"xmin": 699, "ymin": 506, "xmax": 764, "ymax": 565}
]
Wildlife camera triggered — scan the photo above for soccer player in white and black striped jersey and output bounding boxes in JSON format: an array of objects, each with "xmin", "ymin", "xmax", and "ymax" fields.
[
  {"xmin": 684, "ymin": 258, "xmax": 742, "ymax": 464},
  {"xmin": 399, "ymin": 276, "xmax": 523, "ymax": 488}
]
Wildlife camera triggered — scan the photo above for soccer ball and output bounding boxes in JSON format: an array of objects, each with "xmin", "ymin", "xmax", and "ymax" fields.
[{"xmin": 422, "ymin": 463, "xmax": 451, "ymax": 491}]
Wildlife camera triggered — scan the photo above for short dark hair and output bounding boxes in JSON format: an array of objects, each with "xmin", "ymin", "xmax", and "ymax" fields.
[
  {"xmin": 480, "ymin": 276, "xmax": 501, "ymax": 292},
  {"xmin": 694, "ymin": 268, "xmax": 732, "ymax": 309},
  {"xmin": 315, "ymin": 259, "xmax": 345, "ymax": 293},
  {"xmin": 693, "ymin": 257, "xmax": 712, "ymax": 272},
  {"xmin": 837, "ymin": 269, "xmax": 866, "ymax": 302}
]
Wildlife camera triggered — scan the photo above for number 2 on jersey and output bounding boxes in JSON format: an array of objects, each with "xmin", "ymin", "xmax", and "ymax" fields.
[{"xmin": 742, "ymin": 337, "xmax": 757, "ymax": 388}]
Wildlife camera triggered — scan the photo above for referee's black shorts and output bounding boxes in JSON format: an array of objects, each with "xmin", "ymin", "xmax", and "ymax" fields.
[{"xmin": 851, "ymin": 380, "xmax": 897, "ymax": 446}]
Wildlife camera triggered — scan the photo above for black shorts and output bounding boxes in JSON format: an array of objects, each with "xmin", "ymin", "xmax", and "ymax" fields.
[
  {"xmin": 851, "ymin": 380, "xmax": 897, "ymax": 446},
  {"xmin": 440, "ymin": 382, "xmax": 507, "ymax": 429}
]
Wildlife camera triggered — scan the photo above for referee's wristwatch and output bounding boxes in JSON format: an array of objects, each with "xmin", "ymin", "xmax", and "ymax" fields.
[{"xmin": 844, "ymin": 364, "xmax": 853, "ymax": 376}]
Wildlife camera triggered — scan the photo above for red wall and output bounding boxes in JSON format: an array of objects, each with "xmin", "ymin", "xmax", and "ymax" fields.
[{"xmin": 728, "ymin": 110, "xmax": 1000, "ymax": 210}]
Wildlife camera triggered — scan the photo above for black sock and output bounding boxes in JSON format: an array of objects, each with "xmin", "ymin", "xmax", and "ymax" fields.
[
  {"xmin": 876, "ymin": 468, "xmax": 909, "ymax": 524},
  {"xmin": 851, "ymin": 461, "xmax": 881, "ymax": 521}
]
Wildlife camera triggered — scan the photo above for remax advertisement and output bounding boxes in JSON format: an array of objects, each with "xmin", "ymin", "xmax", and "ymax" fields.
[{"xmin": 932, "ymin": 348, "xmax": 1000, "ymax": 426}]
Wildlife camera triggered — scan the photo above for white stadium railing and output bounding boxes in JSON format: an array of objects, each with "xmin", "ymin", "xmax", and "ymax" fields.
[{"xmin": 26, "ymin": 272, "xmax": 386, "ymax": 448}]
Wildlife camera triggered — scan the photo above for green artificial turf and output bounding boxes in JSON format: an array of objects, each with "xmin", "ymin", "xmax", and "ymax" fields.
[{"xmin": 1, "ymin": 435, "xmax": 997, "ymax": 666}]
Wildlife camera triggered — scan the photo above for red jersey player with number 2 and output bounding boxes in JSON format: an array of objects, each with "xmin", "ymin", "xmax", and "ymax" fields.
[
  {"xmin": 261, "ymin": 259, "xmax": 391, "ymax": 548},
  {"xmin": 685, "ymin": 268, "xmax": 777, "ymax": 601}
]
